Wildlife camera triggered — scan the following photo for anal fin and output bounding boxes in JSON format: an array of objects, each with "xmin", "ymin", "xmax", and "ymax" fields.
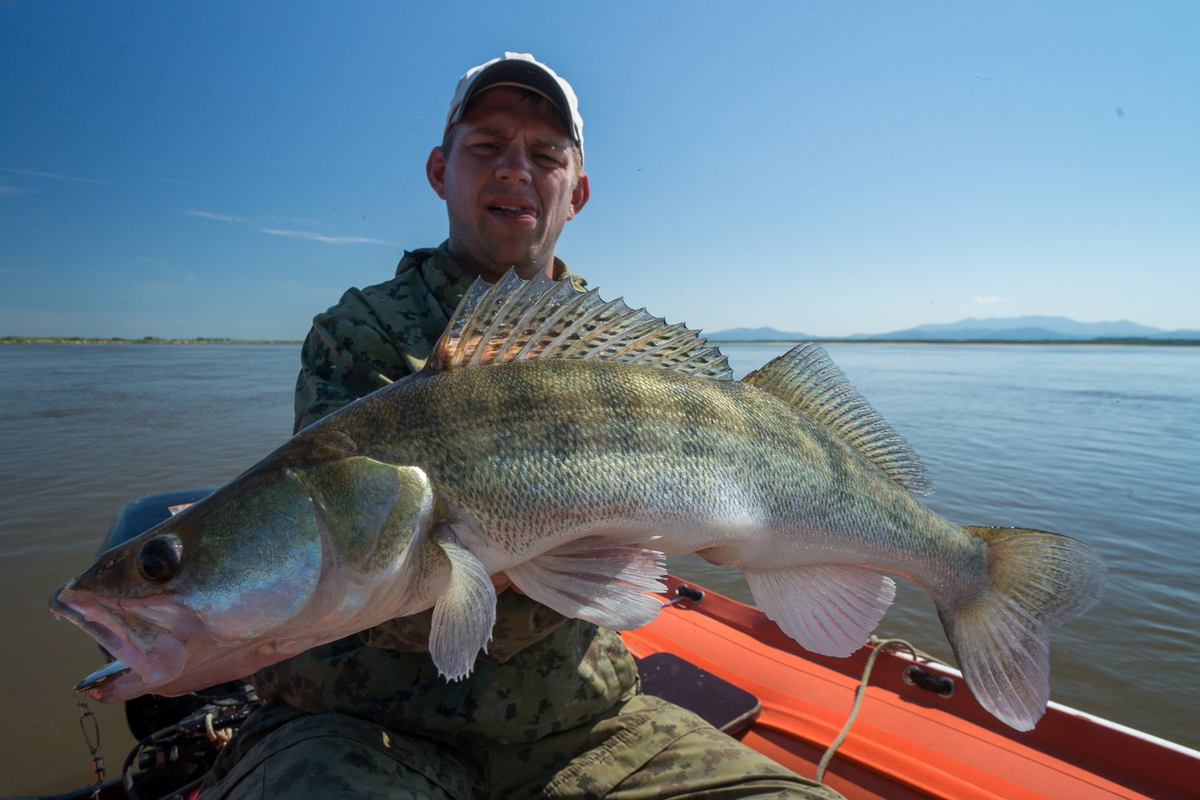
[
  {"xmin": 429, "ymin": 525, "xmax": 496, "ymax": 682},
  {"xmin": 506, "ymin": 536, "xmax": 667, "ymax": 631},
  {"xmin": 743, "ymin": 564, "xmax": 896, "ymax": 657}
]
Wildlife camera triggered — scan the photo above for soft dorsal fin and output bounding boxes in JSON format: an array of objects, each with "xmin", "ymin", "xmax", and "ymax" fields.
[
  {"xmin": 744, "ymin": 343, "xmax": 933, "ymax": 495},
  {"xmin": 427, "ymin": 269, "xmax": 733, "ymax": 380}
]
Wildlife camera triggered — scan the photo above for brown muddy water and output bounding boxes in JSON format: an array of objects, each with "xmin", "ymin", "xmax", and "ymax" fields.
[{"xmin": 2, "ymin": 342, "xmax": 1198, "ymax": 795}]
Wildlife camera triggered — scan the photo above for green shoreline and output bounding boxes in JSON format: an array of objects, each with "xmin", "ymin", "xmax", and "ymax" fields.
[
  {"xmin": 4, "ymin": 336, "xmax": 1197, "ymax": 347},
  {"xmin": 711, "ymin": 338, "xmax": 1200, "ymax": 347},
  {"xmin": 1, "ymin": 336, "xmax": 303, "ymax": 345}
]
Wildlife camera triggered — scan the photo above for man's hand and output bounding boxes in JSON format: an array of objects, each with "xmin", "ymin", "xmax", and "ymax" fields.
[{"xmin": 491, "ymin": 573, "xmax": 523, "ymax": 595}]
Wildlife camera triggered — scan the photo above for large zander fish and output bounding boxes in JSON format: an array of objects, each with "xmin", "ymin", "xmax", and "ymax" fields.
[{"xmin": 51, "ymin": 271, "xmax": 1105, "ymax": 731}]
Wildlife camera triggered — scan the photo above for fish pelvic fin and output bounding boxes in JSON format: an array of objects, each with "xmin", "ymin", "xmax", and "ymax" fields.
[
  {"xmin": 428, "ymin": 526, "xmax": 497, "ymax": 682},
  {"xmin": 427, "ymin": 269, "xmax": 733, "ymax": 380},
  {"xmin": 942, "ymin": 526, "xmax": 1106, "ymax": 731},
  {"xmin": 743, "ymin": 564, "xmax": 896, "ymax": 656},
  {"xmin": 505, "ymin": 535, "xmax": 667, "ymax": 631},
  {"xmin": 743, "ymin": 343, "xmax": 932, "ymax": 496}
]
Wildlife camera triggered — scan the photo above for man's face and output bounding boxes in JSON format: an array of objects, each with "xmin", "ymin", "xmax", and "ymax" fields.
[{"xmin": 427, "ymin": 87, "xmax": 589, "ymax": 281}]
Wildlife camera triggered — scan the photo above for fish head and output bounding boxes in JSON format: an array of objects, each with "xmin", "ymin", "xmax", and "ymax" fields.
[
  {"xmin": 51, "ymin": 429, "xmax": 438, "ymax": 703},
  {"xmin": 50, "ymin": 453, "xmax": 330, "ymax": 702}
]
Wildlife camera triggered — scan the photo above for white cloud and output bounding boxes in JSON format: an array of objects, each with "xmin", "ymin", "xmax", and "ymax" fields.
[
  {"xmin": 0, "ymin": 184, "xmax": 22, "ymax": 196},
  {"xmin": 261, "ymin": 228, "xmax": 392, "ymax": 245},
  {"xmin": 970, "ymin": 296, "xmax": 1005, "ymax": 305},
  {"xmin": 184, "ymin": 211, "xmax": 388, "ymax": 246},
  {"xmin": 264, "ymin": 214, "xmax": 325, "ymax": 227},
  {"xmin": 186, "ymin": 209, "xmax": 252, "ymax": 223},
  {"xmin": 0, "ymin": 166, "xmax": 109, "ymax": 185}
]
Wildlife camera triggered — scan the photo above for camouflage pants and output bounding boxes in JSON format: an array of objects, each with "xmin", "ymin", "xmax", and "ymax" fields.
[
  {"xmin": 198, "ymin": 695, "xmax": 841, "ymax": 799},
  {"xmin": 200, "ymin": 619, "xmax": 840, "ymax": 798}
]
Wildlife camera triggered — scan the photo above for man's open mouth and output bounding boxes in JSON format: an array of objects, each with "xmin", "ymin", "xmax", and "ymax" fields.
[{"xmin": 487, "ymin": 201, "xmax": 538, "ymax": 224}]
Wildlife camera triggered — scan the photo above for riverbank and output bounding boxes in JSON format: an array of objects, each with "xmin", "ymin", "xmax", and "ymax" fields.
[
  {"xmin": 7, "ymin": 336, "xmax": 1197, "ymax": 347},
  {"xmin": 712, "ymin": 337, "xmax": 1200, "ymax": 346},
  {"xmin": 2, "ymin": 336, "xmax": 303, "ymax": 345}
]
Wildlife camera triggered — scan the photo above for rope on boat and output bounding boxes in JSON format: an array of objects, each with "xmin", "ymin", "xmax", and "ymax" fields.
[
  {"xmin": 815, "ymin": 637, "xmax": 927, "ymax": 784},
  {"xmin": 866, "ymin": 633, "xmax": 946, "ymax": 667}
]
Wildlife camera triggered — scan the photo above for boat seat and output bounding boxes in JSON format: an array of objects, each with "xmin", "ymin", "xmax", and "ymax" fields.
[{"xmin": 636, "ymin": 652, "xmax": 761, "ymax": 736}]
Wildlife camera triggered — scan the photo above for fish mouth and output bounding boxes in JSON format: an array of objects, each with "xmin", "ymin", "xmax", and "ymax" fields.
[{"xmin": 50, "ymin": 581, "xmax": 183, "ymax": 702}]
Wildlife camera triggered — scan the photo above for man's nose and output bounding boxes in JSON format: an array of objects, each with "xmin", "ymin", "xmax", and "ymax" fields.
[{"xmin": 495, "ymin": 146, "xmax": 532, "ymax": 184}]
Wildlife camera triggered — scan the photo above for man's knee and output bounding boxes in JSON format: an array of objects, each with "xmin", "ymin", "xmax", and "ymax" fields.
[
  {"xmin": 627, "ymin": 723, "xmax": 843, "ymax": 798},
  {"xmin": 199, "ymin": 711, "xmax": 476, "ymax": 799}
]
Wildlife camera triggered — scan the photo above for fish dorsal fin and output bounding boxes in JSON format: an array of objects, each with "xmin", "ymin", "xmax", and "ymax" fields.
[
  {"xmin": 427, "ymin": 269, "xmax": 733, "ymax": 380},
  {"xmin": 744, "ymin": 343, "xmax": 933, "ymax": 495}
]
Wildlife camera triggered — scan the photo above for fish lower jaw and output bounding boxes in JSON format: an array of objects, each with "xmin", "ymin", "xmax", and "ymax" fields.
[
  {"xmin": 51, "ymin": 586, "xmax": 185, "ymax": 700},
  {"xmin": 53, "ymin": 608, "xmax": 153, "ymax": 702},
  {"xmin": 84, "ymin": 666, "xmax": 151, "ymax": 703}
]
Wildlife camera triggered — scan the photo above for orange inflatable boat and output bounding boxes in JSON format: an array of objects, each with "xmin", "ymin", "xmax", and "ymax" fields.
[{"xmin": 623, "ymin": 575, "xmax": 1198, "ymax": 800}]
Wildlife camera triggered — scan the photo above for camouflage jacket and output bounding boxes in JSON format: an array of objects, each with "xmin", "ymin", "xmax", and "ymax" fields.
[{"xmin": 250, "ymin": 244, "xmax": 638, "ymax": 743}]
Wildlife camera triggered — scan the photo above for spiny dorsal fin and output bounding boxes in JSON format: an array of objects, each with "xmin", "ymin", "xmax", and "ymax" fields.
[
  {"xmin": 427, "ymin": 269, "xmax": 733, "ymax": 380},
  {"xmin": 744, "ymin": 343, "xmax": 933, "ymax": 495}
]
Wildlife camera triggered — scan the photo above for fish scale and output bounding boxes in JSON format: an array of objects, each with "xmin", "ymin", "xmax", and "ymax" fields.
[{"xmin": 51, "ymin": 269, "xmax": 1104, "ymax": 732}]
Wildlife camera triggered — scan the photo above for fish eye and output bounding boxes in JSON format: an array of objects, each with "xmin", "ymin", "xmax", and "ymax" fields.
[{"xmin": 136, "ymin": 534, "xmax": 183, "ymax": 583}]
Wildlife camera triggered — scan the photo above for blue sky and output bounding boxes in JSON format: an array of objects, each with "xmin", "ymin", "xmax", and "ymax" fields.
[{"xmin": 2, "ymin": 2, "xmax": 1197, "ymax": 339}]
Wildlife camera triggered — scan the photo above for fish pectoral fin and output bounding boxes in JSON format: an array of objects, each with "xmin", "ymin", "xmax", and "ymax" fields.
[
  {"xmin": 428, "ymin": 528, "xmax": 496, "ymax": 682},
  {"xmin": 743, "ymin": 564, "xmax": 896, "ymax": 657},
  {"xmin": 505, "ymin": 537, "xmax": 667, "ymax": 631}
]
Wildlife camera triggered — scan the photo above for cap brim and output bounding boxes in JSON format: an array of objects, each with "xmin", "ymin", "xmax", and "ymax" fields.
[{"xmin": 454, "ymin": 61, "xmax": 576, "ymax": 141}]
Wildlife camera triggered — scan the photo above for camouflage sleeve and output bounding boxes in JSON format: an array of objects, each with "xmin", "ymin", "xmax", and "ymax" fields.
[{"xmin": 293, "ymin": 287, "xmax": 422, "ymax": 434}]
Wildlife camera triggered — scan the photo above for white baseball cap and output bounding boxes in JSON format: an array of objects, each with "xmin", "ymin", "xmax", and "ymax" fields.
[{"xmin": 444, "ymin": 52, "xmax": 584, "ymax": 164}]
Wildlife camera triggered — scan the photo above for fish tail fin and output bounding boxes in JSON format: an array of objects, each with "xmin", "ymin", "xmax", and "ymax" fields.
[{"xmin": 940, "ymin": 526, "xmax": 1105, "ymax": 731}]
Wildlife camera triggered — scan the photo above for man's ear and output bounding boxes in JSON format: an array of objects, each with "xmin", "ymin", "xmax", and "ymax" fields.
[
  {"xmin": 567, "ymin": 173, "xmax": 590, "ymax": 221},
  {"xmin": 426, "ymin": 147, "xmax": 447, "ymax": 200}
]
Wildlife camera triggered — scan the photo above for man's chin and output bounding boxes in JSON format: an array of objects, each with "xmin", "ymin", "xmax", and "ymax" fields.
[{"xmin": 475, "ymin": 258, "xmax": 548, "ymax": 283}]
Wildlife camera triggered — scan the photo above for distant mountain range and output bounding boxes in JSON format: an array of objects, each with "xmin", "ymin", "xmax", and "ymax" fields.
[
  {"xmin": 707, "ymin": 326, "xmax": 816, "ymax": 341},
  {"xmin": 708, "ymin": 316, "xmax": 1200, "ymax": 342}
]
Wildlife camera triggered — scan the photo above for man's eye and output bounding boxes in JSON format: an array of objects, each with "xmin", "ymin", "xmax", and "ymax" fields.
[{"xmin": 534, "ymin": 152, "xmax": 564, "ymax": 166}]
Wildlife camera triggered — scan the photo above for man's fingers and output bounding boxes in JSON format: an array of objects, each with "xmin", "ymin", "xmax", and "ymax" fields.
[{"xmin": 490, "ymin": 573, "xmax": 526, "ymax": 595}]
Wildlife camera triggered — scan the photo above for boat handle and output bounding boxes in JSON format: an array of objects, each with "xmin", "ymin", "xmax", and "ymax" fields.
[
  {"xmin": 665, "ymin": 584, "xmax": 705, "ymax": 605},
  {"xmin": 903, "ymin": 664, "xmax": 956, "ymax": 697}
]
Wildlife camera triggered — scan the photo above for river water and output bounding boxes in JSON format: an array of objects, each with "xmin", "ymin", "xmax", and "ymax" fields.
[{"xmin": 1, "ymin": 342, "xmax": 1197, "ymax": 794}]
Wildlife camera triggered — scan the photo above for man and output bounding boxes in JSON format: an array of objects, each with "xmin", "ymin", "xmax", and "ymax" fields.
[{"xmin": 200, "ymin": 53, "xmax": 840, "ymax": 799}]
